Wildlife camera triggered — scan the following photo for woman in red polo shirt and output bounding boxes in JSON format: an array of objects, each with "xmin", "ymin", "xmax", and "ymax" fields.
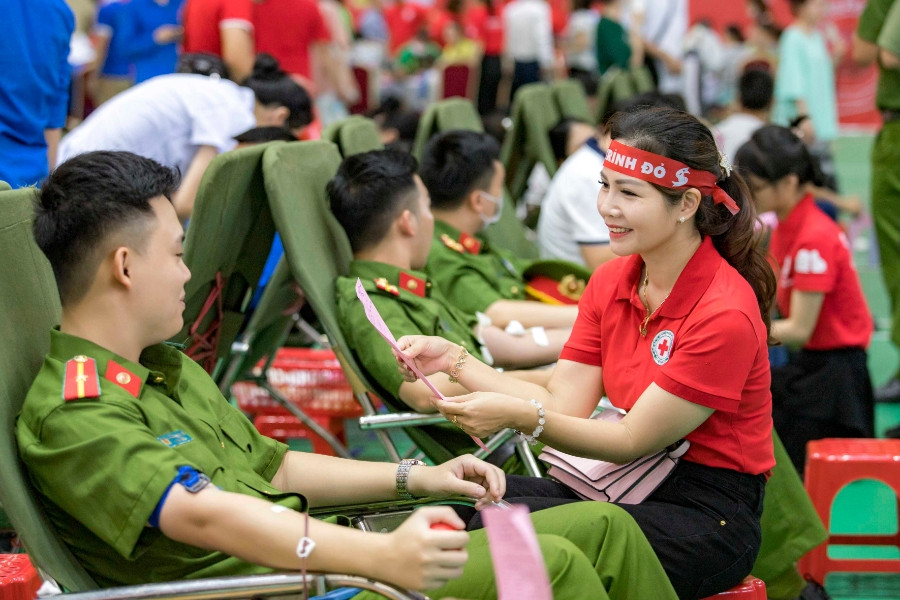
[
  {"xmin": 395, "ymin": 107, "xmax": 777, "ymax": 599},
  {"xmin": 735, "ymin": 125, "xmax": 874, "ymax": 475}
]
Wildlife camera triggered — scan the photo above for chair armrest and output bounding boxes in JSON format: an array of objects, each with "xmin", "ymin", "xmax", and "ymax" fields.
[
  {"xmin": 358, "ymin": 413, "xmax": 449, "ymax": 429},
  {"xmin": 53, "ymin": 573, "xmax": 429, "ymax": 600}
]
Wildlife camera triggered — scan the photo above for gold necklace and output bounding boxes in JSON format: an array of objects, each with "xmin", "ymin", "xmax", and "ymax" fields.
[{"xmin": 640, "ymin": 268, "xmax": 670, "ymax": 337}]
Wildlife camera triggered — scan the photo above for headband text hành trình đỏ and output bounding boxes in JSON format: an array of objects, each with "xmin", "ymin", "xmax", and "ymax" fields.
[{"xmin": 603, "ymin": 140, "xmax": 740, "ymax": 215}]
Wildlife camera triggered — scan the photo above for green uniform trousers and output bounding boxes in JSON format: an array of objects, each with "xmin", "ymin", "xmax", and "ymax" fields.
[
  {"xmin": 873, "ymin": 120, "xmax": 900, "ymax": 350},
  {"xmin": 355, "ymin": 502, "xmax": 678, "ymax": 600}
]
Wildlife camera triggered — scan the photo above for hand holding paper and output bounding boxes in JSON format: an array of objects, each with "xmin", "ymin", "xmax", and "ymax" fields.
[{"xmin": 356, "ymin": 279, "xmax": 489, "ymax": 451}]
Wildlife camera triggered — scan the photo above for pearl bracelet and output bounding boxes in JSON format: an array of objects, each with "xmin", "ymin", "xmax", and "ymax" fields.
[{"xmin": 516, "ymin": 399, "xmax": 545, "ymax": 445}]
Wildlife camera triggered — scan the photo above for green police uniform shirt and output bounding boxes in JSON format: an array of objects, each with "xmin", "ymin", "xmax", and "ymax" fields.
[
  {"xmin": 16, "ymin": 329, "xmax": 295, "ymax": 587},
  {"xmin": 426, "ymin": 221, "xmax": 529, "ymax": 315},
  {"xmin": 858, "ymin": 0, "xmax": 900, "ymax": 110},
  {"xmin": 336, "ymin": 260, "xmax": 484, "ymax": 401}
]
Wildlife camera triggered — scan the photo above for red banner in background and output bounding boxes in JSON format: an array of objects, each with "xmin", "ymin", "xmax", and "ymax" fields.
[{"xmin": 688, "ymin": 0, "xmax": 881, "ymax": 130}]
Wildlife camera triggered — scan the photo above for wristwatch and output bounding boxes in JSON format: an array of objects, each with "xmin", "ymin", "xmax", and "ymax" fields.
[{"xmin": 395, "ymin": 459, "xmax": 426, "ymax": 499}]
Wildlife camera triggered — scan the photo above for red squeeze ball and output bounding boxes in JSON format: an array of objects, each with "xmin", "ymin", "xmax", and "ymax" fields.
[{"xmin": 430, "ymin": 522, "xmax": 458, "ymax": 531}]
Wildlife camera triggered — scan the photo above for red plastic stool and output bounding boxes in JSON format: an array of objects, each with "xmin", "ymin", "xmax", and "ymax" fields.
[
  {"xmin": 700, "ymin": 575, "xmax": 766, "ymax": 599},
  {"xmin": 253, "ymin": 415, "xmax": 337, "ymax": 456},
  {"xmin": 798, "ymin": 438, "xmax": 900, "ymax": 582},
  {"xmin": 0, "ymin": 554, "xmax": 41, "ymax": 600}
]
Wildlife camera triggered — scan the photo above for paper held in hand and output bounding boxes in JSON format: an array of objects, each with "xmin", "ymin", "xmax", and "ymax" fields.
[
  {"xmin": 483, "ymin": 503, "xmax": 553, "ymax": 600},
  {"xmin": 355, "ymin": 278, "xmax": 489, "ymax": 451}
]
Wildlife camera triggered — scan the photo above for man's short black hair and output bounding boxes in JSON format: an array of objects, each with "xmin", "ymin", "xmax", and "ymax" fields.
[
  {"xmin": 33, "ymin": 151, "xmax": 180, "ymax": 307},
  {"xmin": 419, "ymin": 130, "xmax": 499, "ymax": 210},
  {"xmin": 739, "ymin": 69, "xmax": 774, "ymax": 111},
  {"xmin": 327, "ymin": 150, "xmax": 420, "ymax": 253}
]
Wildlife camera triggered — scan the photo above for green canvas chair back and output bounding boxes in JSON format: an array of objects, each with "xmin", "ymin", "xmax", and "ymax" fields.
[
  {"xmin": 500, "ymin": 83, "xmax": 560, "ymax": 203},
  {"xmin": 594, "ymin": 65, "xmax": 656, "ymax": 124},
  {"xmin": 321, "ymin": 115, "xmax": 384, "ymax": 157},
  {"xmin": 217, "ymin": 257, "xmax": 299, "ymax": 391},
  {"xmin": 261, "ymin": 141, "xmax": 479, "ymax": 464},
  {"xmin": 551, "ymin": 79, "xmax": 594, "ymax": 124},
  {"xmin": 412, "ymin": 98, "xmax": 484, "ymax": 160},
  {"xmin": 172, "ymin": 142, "xmax": 281, "ymax": 379},
  {"xmin": 0, "ymin": 188, "xmax": 98, "ymax": 591},
  {"xmin": 631, "ymin": 65, "xmax": 655, "ymax": 94}
]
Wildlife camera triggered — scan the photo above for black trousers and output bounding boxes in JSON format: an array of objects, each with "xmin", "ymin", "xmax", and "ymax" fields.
[
  {"xmin": 459, "ymin": 461, "xmax": 766, "ymax": 600},
  {"xmin": 771, "ymin": 347, "xmax": 874, "ymax": 475},
  {"xmin": 478, "ymin": 54, "xmax": 501, "ymax": 115},
  {"xmin": 509, "ymin": 60, "xmax": 540, "ymax": 106}
]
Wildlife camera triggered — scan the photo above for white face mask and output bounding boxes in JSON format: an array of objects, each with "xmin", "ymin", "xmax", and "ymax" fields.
[{"xmin": 479, "ymin": 190, "xmax": 503, "ymax": 227}]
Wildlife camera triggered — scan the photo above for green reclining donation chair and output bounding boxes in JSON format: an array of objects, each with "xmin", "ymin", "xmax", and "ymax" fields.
[
  {"xmin": 500, "ymin": 83, "xmax": 561, "ymax": 205},
  {"xmin": 260, "ymin": 140, "xmax": 539, "ymax": 472},
  {"xmin": 322, "ymin": 115, "xmax": 384, "ymax": 157},
  {"xmin": 172, "ymin": 142, "xmax": 282, "ymax": 378},
  {"xmin": 550, "ymin": 79, "xmax": 594, "ymax": 124}
]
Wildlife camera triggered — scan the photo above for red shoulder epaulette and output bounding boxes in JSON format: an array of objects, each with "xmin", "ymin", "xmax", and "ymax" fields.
[
  {"xmin": 399, "ymin": 272, "xmax": 426, "ymax": 298},
  {"xmin": 61, "ymin": 355, "xmax": 101, "ymax": 401}
]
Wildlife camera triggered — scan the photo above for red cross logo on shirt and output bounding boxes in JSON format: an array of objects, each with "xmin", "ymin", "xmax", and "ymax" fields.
[
  {"xmin": 651, "ymin": 330, "xmax": 675, "ymax": 365},
  {"xmin": 656, "ymin": 338, "xmax": 670, "ymax": 355}
]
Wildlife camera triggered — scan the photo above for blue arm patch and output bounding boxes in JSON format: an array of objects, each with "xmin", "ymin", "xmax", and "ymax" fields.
[{"xmin": 148, "ymin": 466, "xmax": 211, "ymax": 528}]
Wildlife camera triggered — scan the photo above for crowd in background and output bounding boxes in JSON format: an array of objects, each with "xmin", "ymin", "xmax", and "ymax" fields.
[{"xmin": 1, "ymin": 0, "xmax": 862, "ymax": 194}]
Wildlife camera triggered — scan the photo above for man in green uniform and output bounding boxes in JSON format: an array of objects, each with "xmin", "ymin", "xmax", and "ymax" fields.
[
  {"xmin": 330, "ymin": 150, "xmax": 568, "ymax": 413},
  {"xmin": 855, "ymin": 0, "xmax": 900, "ymax": 403},
  {"xmin": 15, "ymin": 150, "xmax": 680, "ymax": 599},
  {"xmin": 419, "ymin": 130, "xmax": 584, "ymax": 330}
]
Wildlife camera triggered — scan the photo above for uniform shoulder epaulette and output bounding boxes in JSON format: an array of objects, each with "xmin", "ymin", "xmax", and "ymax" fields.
[
  {"xmin": 374, "ymin": 277, "xmax": 400, "ymax": 296},
  {"xmin": 62, "ymin": 355, "xmax": 101, "ymax": 402}
]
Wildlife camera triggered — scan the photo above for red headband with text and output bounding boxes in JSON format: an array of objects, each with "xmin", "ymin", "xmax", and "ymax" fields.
[{"xmin": 604, "ymin": 140, "xmax": 740, "ymax": 215}]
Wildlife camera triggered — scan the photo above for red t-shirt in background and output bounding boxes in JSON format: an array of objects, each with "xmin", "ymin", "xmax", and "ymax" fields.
[
  {"xmin": 769, "ymin": 194, "xmax": 873, "ymax": 350},
  {"xmin": 560, "ymin": 236, "xmax": 775, "ymax": 476},
  {"xmin": 464, "ymin": 3, "xmax": 504, "ymax": 56},
  {"xmin": 384, "ymin": 1, "xmax": 430, "ymax": 54},
  {"xmin": 253, "ymin": 0, "xmax": 332, "ymax": 79},
  {"xmin": 183, "ymin": 0, "xmax": 254, "ymax": 56}
]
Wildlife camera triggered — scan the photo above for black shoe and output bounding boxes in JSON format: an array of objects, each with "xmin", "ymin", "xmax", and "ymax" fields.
[
  {"xmin": 874, "ymin": 377, "xmax": 900, "ymax": 403},
  {"xmin": 797, "ymin": 577, "xmax": 832, "ymax": 600}
]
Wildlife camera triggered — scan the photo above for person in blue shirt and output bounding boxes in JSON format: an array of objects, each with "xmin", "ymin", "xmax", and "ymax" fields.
[
  {"xmin": 130, "ymin": 0, "xmax": 186, "ymax": 83},
  {"xmin": 90, "ymin": 0, "xmax": 135, "ymax": 105},
  {"xmin": 0, "ymin": 0, "xmax": 74, "ymax": 188}
]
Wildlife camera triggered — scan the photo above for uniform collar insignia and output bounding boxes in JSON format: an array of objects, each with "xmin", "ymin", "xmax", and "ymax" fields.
[
  {"xmin": 62, "ymin": 355, "xmax": 102, "ymax": 401},
  {"xmin": 459, "ymin": 233, "xmax": 482, "ymax": 255},
  {"xmin": 399, "ymin": 272, "xmax": 426, "ymax": 297},
  {"xmin": 105, "ymin": 359, "xmax": 143, "ymax": 397}
]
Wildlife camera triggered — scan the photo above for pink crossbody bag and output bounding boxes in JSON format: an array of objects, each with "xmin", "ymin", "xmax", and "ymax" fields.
[{"xmin": 538, "ymin": 409, "xmax": 690, "ymax": 504}]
